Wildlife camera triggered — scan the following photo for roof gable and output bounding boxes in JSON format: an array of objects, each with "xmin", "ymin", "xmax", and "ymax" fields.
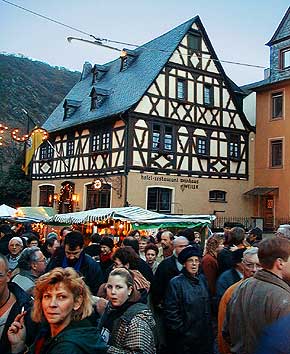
[
  {"xmin": 42, "ymin": 17, "xmax": 198, "ymax": 132},
  {"xmin": 266, "ymin": 6, "xmax": 290, "ymax": 46}
]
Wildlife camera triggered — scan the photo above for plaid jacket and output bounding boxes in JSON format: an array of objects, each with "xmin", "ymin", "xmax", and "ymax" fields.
[{"xmin": 106, "ymin": 303, "xmax": 156, "ymax": 354}]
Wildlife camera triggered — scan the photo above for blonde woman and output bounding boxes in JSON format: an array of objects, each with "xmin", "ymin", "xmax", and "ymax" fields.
[{"xmin": 8, "ymin": 267, "xmax": 107, "ymax": 354}]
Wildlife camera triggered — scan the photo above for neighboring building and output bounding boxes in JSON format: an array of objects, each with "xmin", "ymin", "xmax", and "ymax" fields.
[
  {"xmin": 244, "ymin": 7, "xmax": 290, "ymax": 230},
  {"xmin": 31, "ymin": 16, "xmax": 254, "ymax": 217}
]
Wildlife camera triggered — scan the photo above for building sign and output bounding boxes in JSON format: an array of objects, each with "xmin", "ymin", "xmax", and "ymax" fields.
[{"xmin": 140, "ymin": 174, "xmax": 199, "ymax": 192}]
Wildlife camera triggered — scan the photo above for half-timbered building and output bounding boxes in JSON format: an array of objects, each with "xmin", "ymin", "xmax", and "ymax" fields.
[{"xmin": 31, "ymin": 16, "xmax": 255, "ymax": 216}]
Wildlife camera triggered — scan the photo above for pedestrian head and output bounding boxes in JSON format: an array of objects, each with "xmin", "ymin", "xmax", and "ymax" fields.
[
  {"xmin": 32, "ymin": 267, "xmax": 93, "ymax": 324},
  {"xmin": 64, "ymin": 231, "xmax": 84, "ymax": 264},
  {"xmin": 106, "ymin": 268, "xmax": 136, "ymax": 307},
  {"xmin": 173, "ymin": 236, "xmax": 189, "ymax": 256},
  {"xmin": 242, "ymin": 247, "xmax": 261, "ymax": 278},
  {"xmin": 8, "ymin": 237, "xmax": 23, "ymax": 256},
  {"xmin": 178, "ymin": 245, "xmax": 202, "ymax": 276},
  {"xmin": 161, "ymin": 231, "xmax": 174, "ymax": 250},
  {"xmin": 145, "ymin": 243, "xmax": 159, "ymax": 265},
  {"xmin": 112, "ymin": 246, "xmax": 139, "ymax": 270}
]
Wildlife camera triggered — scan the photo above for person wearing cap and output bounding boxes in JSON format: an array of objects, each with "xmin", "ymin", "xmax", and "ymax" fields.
[
  {"xmin": 246, "ymin": 227, "xmax": 263, "ymax": 247},
  {"xmin": 0, "ymin": 224, "xmax": 15, "ymax": 255},
  {"xmin": 7, "ymin": 237, "xmax": 23, "ymax": 271},
  {"xmin": 99, "ymin": 236, "xmax": 114, "ymax": 272},
  {"xmin": 163, "ymin": 245, "xmax": 214, "ymax": 354}
]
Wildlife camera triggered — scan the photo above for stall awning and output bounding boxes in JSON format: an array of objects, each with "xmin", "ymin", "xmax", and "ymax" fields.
[
  {"xmin": 14, "ymin": 207, "xmax": 56, "ymax": 222},
  {"xmin": 47, "ymin": 206, "xmax": 215, "ymax": 228},
  {"xmin": 244, "ymin": 187, "xmax": 278, "ymax": 196}
]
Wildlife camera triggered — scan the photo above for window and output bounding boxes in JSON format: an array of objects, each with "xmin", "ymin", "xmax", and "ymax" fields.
[
  {"xmin": 272, "ymin": 92, "xmax": 283, "ymax": 119},
  {"xmin": 204, "ymin": 84, "xmax": 214, "ymax": 106},
  {"xmin": 281, "ymin": 48, "xmax": 290, "ymax": 70},
  {"xmin": 120, "ymin": 56, "xmax": 128, "ymax": 71},
  {"xmin": 91, "ymin": 131, "xmax": 110, "ymax": 152},
  {"xmin": 228, "ymin": 134, "xmax": 240, "ymax": 159},
  {"xmin": 40, "ymin": 142, "xmax": 53, "ymax": 160},
  {"xmin": 177, "ymin": 79, "xmax": 186, "ymax": 100},
  {"xmin": 196, "ymin": 137, "xmax": 208, "ymax": 155},
  {"xmin": 270, "ymin": 139, "xmax": 283, "ymax": 168},
  {"xmin": 67, "ymin": 140, "xmax": 74, "ymax": 156},
  {"xmin": 147, "ymin": 187, "xmax": 172, "ymax": 213},
  {"xmin": 86, "ymin": 183, "xmax": 111, "ymax": 209},
  {"xmin": 39, "ymin": 185, "xmax": 54, "ymax": 207},
  {"xmin": 209, "ymin": 190, "xmax": 226, "ymax": 202},
  {"xmin": 188, "ymin": 33, "xmax": 201, "ymax": 52},
  {"xmin": 152, "ymin": 124, "xmax": 173, "ymax": 151}
]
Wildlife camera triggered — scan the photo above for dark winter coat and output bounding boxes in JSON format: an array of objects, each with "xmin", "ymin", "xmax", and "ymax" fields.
[
  {"xmin": 255, "ymin": 314, "xmax": 290, "ymax": 354},
  {"xmin": 216, "ymin": 268, "xmax": 242, "ymax": 304},
  {"xmin": 151, "ymin": 255, "xmax": 180, "ymax": 307},
  {"xmin": 46, "ymin": 249, "xmax": 103, "ymax": 295},
  {"xmin": 164, "ymin": 269, "xmax": 214, "ymax": 354},
  {"xmin": 0, "ymin": 282, "xmax": 38, "ymax": 353},
  {"xmin": 28, "ymin": 318, "xmax": 107, "ymax": 354}
]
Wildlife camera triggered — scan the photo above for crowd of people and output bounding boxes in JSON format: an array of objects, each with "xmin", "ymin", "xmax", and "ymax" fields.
[{"xmin": 0, "ymin": 222, "xmax": 289, "ymax": 354}]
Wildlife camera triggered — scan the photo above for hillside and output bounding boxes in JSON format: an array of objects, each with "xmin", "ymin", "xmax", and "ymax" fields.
[
  {"xmin": 0, "ymin": 53, "xmax": 80, "ymax": 206},
  {"xmin": 0, "ymin": 53, "xmax": 80, "ymax": 128}
]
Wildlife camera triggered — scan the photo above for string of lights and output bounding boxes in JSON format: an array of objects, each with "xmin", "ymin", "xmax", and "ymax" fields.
[{"xmin": 2, "ymin": 0, "xmax": 271, "ymax": 71}]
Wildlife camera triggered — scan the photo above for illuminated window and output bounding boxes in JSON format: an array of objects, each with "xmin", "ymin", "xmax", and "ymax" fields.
[{"xmin": 39, "ymin": 185, "xmax": 54, "ymax": 207}]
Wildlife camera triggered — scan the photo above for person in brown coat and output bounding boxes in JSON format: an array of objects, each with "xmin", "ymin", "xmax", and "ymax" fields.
[
  {"xmin": 223, "ymin": 237, "xmax": 290, "ymax": 354},
  {"xmin": 201, "ymin": 234, "xmax": 224, "ymax": 297}
]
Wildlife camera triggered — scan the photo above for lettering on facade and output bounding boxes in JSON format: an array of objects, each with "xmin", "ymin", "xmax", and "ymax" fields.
[{"xmin": 140, "ymin": 174, "xmax": 199, "ymax": 192}]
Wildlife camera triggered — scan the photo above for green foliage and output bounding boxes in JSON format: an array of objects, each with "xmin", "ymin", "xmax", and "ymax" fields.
[{"xmin": 0, "ymin": 53, "xmax": 80, "ymax": 206}]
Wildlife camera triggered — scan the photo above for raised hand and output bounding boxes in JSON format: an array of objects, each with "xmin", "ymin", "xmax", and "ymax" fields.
[{"xmin": 7, "ymin": 311, "xmax": 27, "ymax": 354}]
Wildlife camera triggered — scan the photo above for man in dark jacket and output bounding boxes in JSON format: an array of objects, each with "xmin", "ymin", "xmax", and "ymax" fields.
[
  {"xmin": 216, "ymin": 248, "xmax": 244, "ymax": 304},
  {"xmin": 0, "ymin": 254, "xmax": 37, "ymax": 353},
  {"xmin": 46, "ymin": 231, "xmax": 103, "ymax": 295},
  {"xmin": 164, "ymin": 245, "xmax": 213, "ymax": 354}
]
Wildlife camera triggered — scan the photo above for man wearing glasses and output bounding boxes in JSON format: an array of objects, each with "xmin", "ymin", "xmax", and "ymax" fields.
[
  {"xmin": 11, "ymin": 247, "xmax": 46, "ymax": 295},
  {"xmin": 223, "ymin": 237, "xmax": 290, "ymax": 354}
]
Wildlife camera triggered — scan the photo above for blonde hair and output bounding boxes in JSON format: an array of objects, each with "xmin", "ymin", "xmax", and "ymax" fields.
[{"xmin": 31, "ymin": 267, "xmax": 93, "ymax": 323}]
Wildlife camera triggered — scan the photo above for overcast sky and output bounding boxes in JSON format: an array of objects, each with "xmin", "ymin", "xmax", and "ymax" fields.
[{"xmin": 0, "ymin": 0, "xmax": 289, "ymax": 85}]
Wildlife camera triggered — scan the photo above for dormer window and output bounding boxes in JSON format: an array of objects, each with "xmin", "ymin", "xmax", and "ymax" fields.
[
  {"xmin": 280, "ymin": 48, "xmax": 290, "ymax": 70},
  {"xmin": 63, "ymin": 99, "xmax": 81, "ymax": 120},
  {"xmin": 91, "ymin": 64, "xmax": 109, "ymax": 84},
  {"xmin": 120, "ymin": 48, "xmax": 138, "ymax": 71},
  {"xmin": 90, "ymin": 88, "xmax": 110, "ymax": 110}
]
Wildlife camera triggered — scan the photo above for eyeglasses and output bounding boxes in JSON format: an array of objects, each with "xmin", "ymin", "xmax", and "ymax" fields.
[
  {"xmin": 185, "ymin": 259, "xmax": 200, "ymax": 264},
  {"xmin": 242, "ymin": 261, "xmax": 261, "ymax": 270},
  {"xmin": 35, "ymin": 258, "xmax": 47, "ymax": 263}
]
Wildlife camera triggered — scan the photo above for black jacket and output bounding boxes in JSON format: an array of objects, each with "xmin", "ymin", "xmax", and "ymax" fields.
[
  {"xmin": 46, "ymin": 249, "xmax": 103, "ymax": 295},
  {"xmin": 0, "ymin": 282, "xmax": 38, "ymax": 353},
  {"xmin": 151, "ymin": 255, "xmax": 180, "ymax": 307},
  {"xmin": 164, "ymin": 270, "xmax": 213, "ymax": 354},
  {"xmin": 216, "ymin": 268, "xmax": 242, "ymax": 304},
  {"xmin": 28, "ymin": 319, "xmax": 107, "ymax": 354}
]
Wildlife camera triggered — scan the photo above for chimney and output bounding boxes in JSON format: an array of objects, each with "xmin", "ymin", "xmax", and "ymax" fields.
[{"xmin": 80, "ymin": 62, "xmax": 92, "ymax": 81}]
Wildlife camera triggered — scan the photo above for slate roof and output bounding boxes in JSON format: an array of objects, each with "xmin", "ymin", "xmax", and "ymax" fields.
[
  {"xmin": 266, "ymin": 6, "xmax": 290, "ymax": 46},
  {"xmin": 43, "ymin": 17, "xmax": 198, "ymax": 132}
]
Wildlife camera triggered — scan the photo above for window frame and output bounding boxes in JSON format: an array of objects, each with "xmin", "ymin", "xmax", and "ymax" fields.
[
  {"xmin": 270, "ymin": 139, "xmax": 283, "ymax": 168},
  {"xmin": 196, "ymin": 136, "xmax": 209, "ymax": 156},
  {"xmin": 86, "ymin": 183, "xmax": 111, "ymax": 210},
  {"xmin": 151, "ymin": 123, "xmax": 173, "ymax": 152},
  {"xmin": 280, "ymin": 47, "xmax": 290, "ymax": 70},
  {"xmin": 90, "ymin": 131, "xmax": 111, "ymax": 153},
  {"xmin": 147, "ymin": 187, "xmax": 172, "ymax": 213},
  {"xmin": 187, "ymin": 33, "xmax": 202, "ymax": 52},
  {"xmin": 271, "ymin": 91, "xmax": 283, "ymax": 120},
  {"xmin": 39, "ymin": 185, "xmax": 54, "ymax": 207},
  {"xmin": 204, "ymin": 84, "xmax": 214, "ymax": 106},
  {"xmin": 209, "ymin": 190, "xmax": 227, "ymax": 203},
  {"xmin": 176, "ymin": 78, "xmax": 187, "ymax": 101},
  {"xmin": 228, "ymin": 134, "xmax": 241, "ymax": 160},
  {"xmin": 66, "ymin": 139, "xmax": 75, "ymax": 157},
  {"xmin": 40, "ymin": 142, "xmax": 53, "ymax": 160}
]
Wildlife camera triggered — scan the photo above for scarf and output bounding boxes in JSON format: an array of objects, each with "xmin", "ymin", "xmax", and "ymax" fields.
[
  {"xmin": 100, "ymin": 252, "xmax": 112, "ymax": 264},
  {"xmin": 62, "ymin": 251, "xmax": 84, "ymax": 272}
]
